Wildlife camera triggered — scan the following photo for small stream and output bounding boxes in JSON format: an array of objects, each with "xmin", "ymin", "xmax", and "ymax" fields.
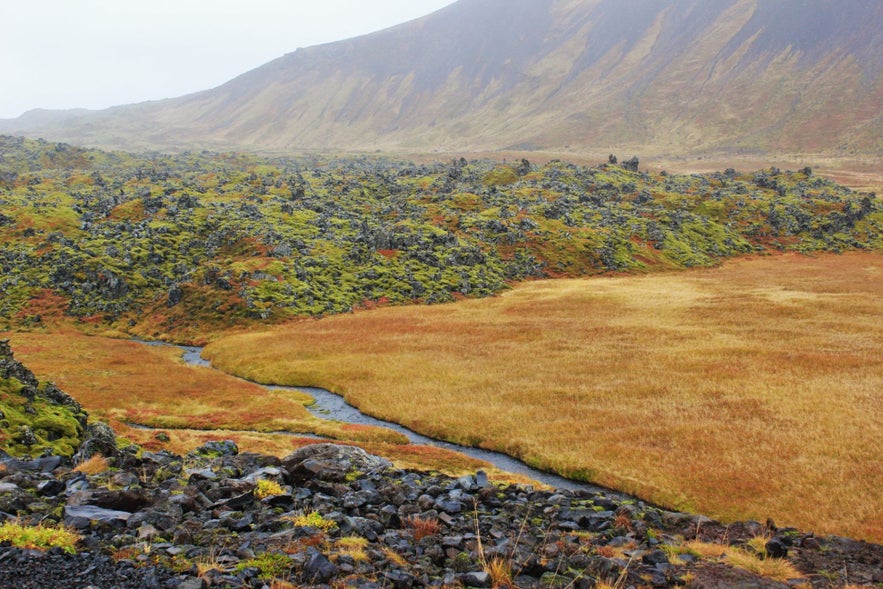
[{"xmin": 148, "ymin": 342, "xmax": 628, "ymax": 496}]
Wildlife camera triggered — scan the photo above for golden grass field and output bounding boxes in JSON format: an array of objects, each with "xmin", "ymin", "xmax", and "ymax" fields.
[{"xmin": 201, "ymin": 252, "xmax": 883, "ymax": 541}]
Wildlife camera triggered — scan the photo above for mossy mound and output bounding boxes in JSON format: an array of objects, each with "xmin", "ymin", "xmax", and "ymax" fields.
[
  {"xmin": 0, "ymin": 340, "xmax": 87, "ymax": 457},
  {"xmin": 1, "ymin": 137, "xmax": 880, "ymax": 342}
]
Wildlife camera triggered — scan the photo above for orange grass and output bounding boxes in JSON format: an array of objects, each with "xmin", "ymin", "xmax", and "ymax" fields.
[
  {"xmin": 3, "ymin": 332, "xmax": 404, "ymax": 445},
  {"xmin": 72, "ymin": 454, "xmax": 109, "ymax": 475},
  {"xmin": 203, "ymin": 252, "xmax": 883, "ymax": 541},
  {"xmin": 404, "ymin": 515, "xmax": 441, "ymax": 540},
  {"xmin": 0, "ymin": 329, "xmax": 527, "ymax": 481}
]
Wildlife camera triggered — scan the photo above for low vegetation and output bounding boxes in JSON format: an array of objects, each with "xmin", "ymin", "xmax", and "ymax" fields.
[
  {"xmin": 1, "ymin": 136, "xmax": 879, "ymax": 341},
  {"xmin": 203, "ymin": 252, "xmax": 883, "ymax": 541},
  {"xmin": 71, "ymin": 453, "xmax": 109, "ymax": 475},
  {"xmin": 0, "ymin": 339, "xmax": 87, "ymax": 457},
  {"xmin": 254, "ymin": 478, "xmax": 285, "ymax": 499},
  {"xmin": 683, "ymin": 540, "xmax": 804, "ymax": 582},
  {"xmin": 0, "ymin": 520, "xmax": 80, "ymax": 554},
  {"xmin": 3, "ymin": 330, "xmax": 539, "ymax": 484}
]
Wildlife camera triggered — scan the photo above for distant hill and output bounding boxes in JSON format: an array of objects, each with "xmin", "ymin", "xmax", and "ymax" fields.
[{"xmin": 2, "ymin": 0, "xmax": 881, "ymax": 155}]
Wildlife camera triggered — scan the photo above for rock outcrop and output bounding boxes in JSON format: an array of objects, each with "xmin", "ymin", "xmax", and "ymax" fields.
[{"xmin": 0, "ymin": 340, "xmax": 88, "ymax": 457}]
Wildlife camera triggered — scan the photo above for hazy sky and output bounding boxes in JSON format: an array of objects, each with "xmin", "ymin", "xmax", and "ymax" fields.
[{"xmin": 0, "ymin": 0, "xmax": 456, "ymax": 119}]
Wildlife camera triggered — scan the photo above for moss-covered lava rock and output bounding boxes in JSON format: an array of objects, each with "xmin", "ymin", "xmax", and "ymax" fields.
[{"xmin": 0, "ymin": 339, "xmax": 87, "ymax": 457}]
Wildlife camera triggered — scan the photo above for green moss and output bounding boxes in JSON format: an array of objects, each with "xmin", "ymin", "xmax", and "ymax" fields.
[
  {"xmin": 0, "ymin": 377, "xmax": 85, "ymax": 458},
  {"xmin": 0, "ymin": 137, "xmax": 878, "ymax": 337},
  {"xmin": 482, "ymin": 167, "xmax": 518, "ymax": 187},
  {"xmin": 235, "ymin": 552, "xmax": 291, "ymax": 579},
  {"xmin": 0, "ymin": 521, "xmax": 80, "ymax": 554}
]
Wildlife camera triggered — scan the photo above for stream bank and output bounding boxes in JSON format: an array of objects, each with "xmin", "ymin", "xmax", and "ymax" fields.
[{"xmin": 160, "ymin": 342, "xmax": 623, "ymax": 495}]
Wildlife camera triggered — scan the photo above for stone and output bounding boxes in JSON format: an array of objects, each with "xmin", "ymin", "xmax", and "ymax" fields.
[
  {"xmin": 194, "ymin": 440, "xmax": 238, "ymax": 457},
  {"xmin": 459, "ymin": 571, "xmax": 491, "ymax": 588},
  {"xmin": 212, "ymin": 490, "xmax": 254, "ymax": 510},
  {"xmin": 75, "ymin": 422, "xmax": 117, "ymax": 461},
  {"xmin": 185, "ymin": 468, "xmax": 218, "ymax": 482},
  {"xmin": 765, "ymin": 537, "xmax": 789, "ymax": 559},
  {"xmin": 456, "ymin": 474, "xmax": 477, "ymax": 491},
  {"xmin": 137, "ymin": 524, "xmax": 161, "ymax": 540},
  {"xmin": 282, "ymin": 444, "xmax": 391, "ymax": 483},
  {"xmin": 64, "ymin": 505, "xmax": 132, "ymax": 529},
  {"xmin": 303, "ymin": 550, "xmax": 338, "ymax": 583},
  {"xmin": 167, "ymin": 285, "xmax": 183, "ymax": 307},
  {"xmin": 3, "ymin": 456, "xmax": 61, "ymax": 473},
  {"xmin": 176, "ymin": 578, "xmax": 206, "ymax": 589},
  {"xmin": 383, "ymin": 570, "xmax": 416, "ymax": 589},
  {"xmin": 434, "ymin": 498, "xmax": 463, "ymax": 514},
  {"xmin": 642, "ymin": 549, "xmax": 670, "ymax": 566}
]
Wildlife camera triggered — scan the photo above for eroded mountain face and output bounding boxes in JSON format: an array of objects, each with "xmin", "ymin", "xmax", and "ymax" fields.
[{"xmin": 2, "ymin": 0, "xmax": 881, "ymax": 154}]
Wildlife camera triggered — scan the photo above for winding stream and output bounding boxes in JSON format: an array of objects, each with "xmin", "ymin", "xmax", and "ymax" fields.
[{"xmin": 148, "ymin": 342, "xmax": 628, "ymax": 496}]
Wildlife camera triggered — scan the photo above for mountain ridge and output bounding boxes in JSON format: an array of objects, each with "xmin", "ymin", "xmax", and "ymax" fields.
[{"xmin": 2, "ymin": 0, "xmax": 880, "ymax": 155}]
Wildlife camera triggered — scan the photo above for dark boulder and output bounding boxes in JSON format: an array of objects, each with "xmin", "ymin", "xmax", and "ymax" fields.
[
  {"xmin": 74, "ymin": 422, "xmax": 117, "ymax": 461},
  {"xmin": 194, "ymin": 440, "xmax": 239, "ymax": 457},
  {"xmin": 303, "ymin": 549, "xmax": 338, "ymax": 583},
  {"xmin": 765, "ymin": 536, "xmax": 789, "ymax": 559}
]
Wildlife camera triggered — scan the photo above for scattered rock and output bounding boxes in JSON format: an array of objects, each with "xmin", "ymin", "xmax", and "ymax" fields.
[
  {"xmin": 0, "ymin": 441, "xmax": 880, "ymax": 589},
  {"xmin": 765, "ymin": 536, "xmax": 789, "ymax": 559}
]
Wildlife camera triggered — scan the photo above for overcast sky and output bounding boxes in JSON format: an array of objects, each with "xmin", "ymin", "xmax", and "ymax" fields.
[{"xmin": 0, "ymin": 0, "xmax": 456, "ymax": 119}]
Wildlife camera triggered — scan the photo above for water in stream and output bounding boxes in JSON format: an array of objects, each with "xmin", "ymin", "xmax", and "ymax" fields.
[{"xmin": 153, "ymin": 342, "xmax": 626, "ymax": 496}]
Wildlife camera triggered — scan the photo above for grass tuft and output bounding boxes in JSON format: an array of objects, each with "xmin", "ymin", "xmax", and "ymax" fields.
[
  {"xmin": 404, "ymin": 515, "xmax": 440, "ymax": 540},
  {"xmin": 335, "ymin": 536, "xmax": 369, "ymax": 562},
  {"xmin": 483, "ymin": 556, "xmax": 513, "ymax": 588},
  {"xmin": 285, "ymin": 510, "xmax": 337, "ymax": 532},
  {"xmin": 73, "ymin": 454, "xmax": 109, "ymax": 475}
]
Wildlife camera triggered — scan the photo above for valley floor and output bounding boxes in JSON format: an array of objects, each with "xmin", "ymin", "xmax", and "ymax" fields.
[{"xmin": 6, "ymin": 251, "xmax": 882, "ymax": 542}]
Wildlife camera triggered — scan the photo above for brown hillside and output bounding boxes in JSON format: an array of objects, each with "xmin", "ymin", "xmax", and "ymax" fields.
[{"xmin": 2, "ymin": 0, "xmax": 880, "ymax": 155}]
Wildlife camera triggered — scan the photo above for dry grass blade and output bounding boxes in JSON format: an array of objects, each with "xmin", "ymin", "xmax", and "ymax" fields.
[
  {"xmin": 404, "ymin": 515, "xmax": 440, "ymax": 540},
  {"xmin": 72, "ymin": 454, "xmax": 109, "ymax": 475}
]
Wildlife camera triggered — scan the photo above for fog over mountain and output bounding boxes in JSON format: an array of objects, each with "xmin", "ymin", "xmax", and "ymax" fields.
[{"xmin": 3, "ymin": 0, "xmax": 881, "ymax": 155}]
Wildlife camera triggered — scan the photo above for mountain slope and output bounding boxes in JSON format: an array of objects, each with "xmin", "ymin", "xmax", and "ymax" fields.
[{"xmin": 2, "ymin": 0, "xmax": 881, "ymax": 154}]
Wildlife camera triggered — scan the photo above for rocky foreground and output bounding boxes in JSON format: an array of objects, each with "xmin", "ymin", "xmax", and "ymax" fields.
[{"xmin": 1, "ymin": 440, "xmax": 881, "ymax": 589}]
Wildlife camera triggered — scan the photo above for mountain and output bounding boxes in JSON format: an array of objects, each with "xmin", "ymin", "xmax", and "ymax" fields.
[{"xmin": 2, "ymin": 0, "xmax": 881, "ymax": 155}]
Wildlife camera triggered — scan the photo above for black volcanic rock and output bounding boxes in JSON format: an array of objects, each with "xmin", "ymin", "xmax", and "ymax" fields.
[{"xmin": 1, "ymin": 441, "xmax": 881, "ymax": 588}]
